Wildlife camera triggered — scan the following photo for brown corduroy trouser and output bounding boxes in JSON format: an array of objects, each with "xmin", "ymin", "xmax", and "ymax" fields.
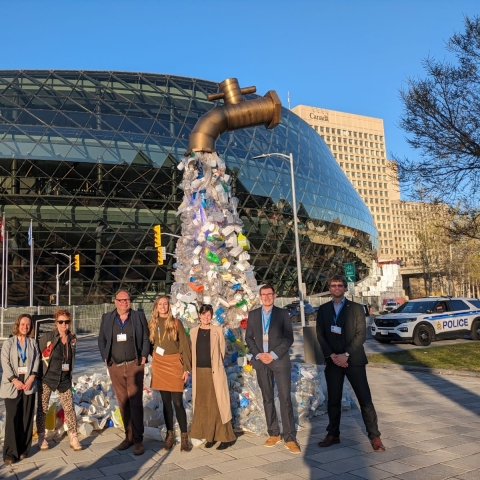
[{"xmin": 108, "ymin": 361, "xmax": 145, "ymax": 443}]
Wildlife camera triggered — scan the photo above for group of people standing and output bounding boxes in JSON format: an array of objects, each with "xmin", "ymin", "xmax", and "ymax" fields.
[
  {"xmin": 98, "ymin": 293, "xmax": 238, "ymax": 455},
  {"xmin": 1, "ymin": 275, "xmax": 384, "ymax": 465},
  {"xmin": 97, "ymin": 287, "xmax": 301, "ymax": 455}
]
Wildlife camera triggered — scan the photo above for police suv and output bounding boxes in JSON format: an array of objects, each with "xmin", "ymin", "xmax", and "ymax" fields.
[{"xmin": 371, "ymin": 297, "xmax": 480, "ymax": 346}]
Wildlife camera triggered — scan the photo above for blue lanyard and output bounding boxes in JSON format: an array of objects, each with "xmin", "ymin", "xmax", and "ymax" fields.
[
  {"xmin": 116, "ymin": 316, "xmax": 129, "ymax": 332},
  {"xmin": 332, "ymin": 298, "xmax": 346, "ymax": 325},
  {"xmin": 262, "ymin": 309, "xmax": 272, "ymax": 334},
  {"xmin": 17, "ymin": 339, "xmax": 27, "ymax": 363}
]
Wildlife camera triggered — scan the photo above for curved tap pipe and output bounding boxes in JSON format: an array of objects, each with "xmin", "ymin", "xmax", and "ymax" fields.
[{"xmin": 186, "ymin": 78, "xmax": 282, "ymax": 155}]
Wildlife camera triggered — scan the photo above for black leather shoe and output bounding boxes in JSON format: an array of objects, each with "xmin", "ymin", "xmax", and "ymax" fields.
[
  {"xmin": 204, "ymin": 441, "xmax": 216, "ymax": 448},
  {"xmin": 318, "ymin": 435, "xmax": 340, "ymax": 447},
  {"xmin": 216, "ymin": 442, "xmax": 231, "ymax": 450}
]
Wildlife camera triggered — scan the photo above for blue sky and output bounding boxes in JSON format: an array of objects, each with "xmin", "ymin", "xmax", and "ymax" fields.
[{"xmin": 2, "ymin": 0, "xmax": 478, "ymax": 197}]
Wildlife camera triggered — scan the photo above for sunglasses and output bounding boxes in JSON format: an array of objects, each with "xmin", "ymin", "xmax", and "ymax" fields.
[{"xmin": 57, "ymin": 320, "xmax": 71, "ymax": 325}]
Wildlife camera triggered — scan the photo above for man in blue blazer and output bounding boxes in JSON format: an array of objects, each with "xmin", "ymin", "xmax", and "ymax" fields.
[
  {"xmin": 316, "ymin": 274, "xmax": 385, "ymax": 452},
  {"xmin": 98, "ymin": 289, "xmax": 150, "ymax": 455},
  {"xmin": 246, "ymin": 285, "xmax": 300, "ymax": 454}
]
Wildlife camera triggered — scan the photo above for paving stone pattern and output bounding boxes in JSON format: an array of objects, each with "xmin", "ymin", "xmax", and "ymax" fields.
[{"xmin": 1, "ymin": 336, "xmax": 480, "ymax": 479}]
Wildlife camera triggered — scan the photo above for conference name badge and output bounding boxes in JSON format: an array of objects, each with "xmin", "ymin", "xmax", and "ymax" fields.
[
  {"xmin": 117, "ymin": 333, "xmax": 127, "ymax": 342},
  {"xmin": 18, "ymin": 366, "xmax": 28, "ymax": 375},
  {"xmin": 156, "ymin": 346, "xmax": 165, "ymax": 356},
  {"xmin": 331, "ymin": 325, "xmax": 342, "ymax": 334},
  {"xmin": 62, "ymin": 363, "xmax": 70, "ymax": 372}
]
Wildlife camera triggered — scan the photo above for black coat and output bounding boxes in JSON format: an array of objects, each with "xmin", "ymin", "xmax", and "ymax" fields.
[
  {"xmin": 245, "ymin": 305, "xmax": 293, "ymax": 370},
  {"xmin": 316, "ymin": 299, "xmax": 368, "ymax": 366},
  {"xmin": 98, "ymin": 309, "xmax": 150, "ymax": 365}
]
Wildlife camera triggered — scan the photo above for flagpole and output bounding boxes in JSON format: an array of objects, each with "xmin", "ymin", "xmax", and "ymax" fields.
[
  {"xmin": 29, "ymin": 219, "xmax": 34, "ymax": 307},
  {"xmin": 4, "ymin": 230, "xmax": 8, "ymax": 309},
  {"xmin": 1, "ymin": 212, "xmax": 4, "ymax": 310}
]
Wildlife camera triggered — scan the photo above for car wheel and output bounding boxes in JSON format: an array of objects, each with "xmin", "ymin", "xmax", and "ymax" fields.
[
  {"xmin": 413, "ymin": 324, "xmax": 434, "ymax": 346},
  {"xmin": 290, "ymin": 315, "xmax": 299, "ymax": 324},
  {"xmin": 375, "ymin": 339, "xmax": 391, "ymax": 344},
  {"xmin": 471, "ymin": 319, "xmax": 480, "ymax": 341}
]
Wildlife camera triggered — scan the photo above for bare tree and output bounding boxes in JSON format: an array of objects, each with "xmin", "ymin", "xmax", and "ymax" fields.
[{"xmin": 395, "ymin": 16, "xmax": 480, "ymax": 217}]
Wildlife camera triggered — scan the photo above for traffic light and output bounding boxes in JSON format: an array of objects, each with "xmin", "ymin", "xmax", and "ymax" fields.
[
  {"xmin": 153, "ymin": 225, "xmax": 161, "ymax": 248},
  {"xmin": 157, "ymin": 247, "xmax": 164, "ymax": 266},
  {"xmin": 74, "ymin": 254, "xmax": 80, "ymax": 271}
]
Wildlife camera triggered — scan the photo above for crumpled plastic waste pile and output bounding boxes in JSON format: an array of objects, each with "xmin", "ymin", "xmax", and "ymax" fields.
[{"xmin": 170, "ymin": 151, "xmax": 259, "ymax": 338}]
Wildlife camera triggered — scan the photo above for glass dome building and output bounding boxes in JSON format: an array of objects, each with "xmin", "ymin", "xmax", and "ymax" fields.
[{"xmin": 0, "ymin": 70, "xmax": 377, "ymax": 305}]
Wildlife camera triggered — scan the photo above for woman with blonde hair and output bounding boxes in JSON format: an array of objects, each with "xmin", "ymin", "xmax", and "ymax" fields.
[
  {"xmin": 149, "ymin": 295, "xmax": 192, "ymax": 452},
  {"xmin": 36, "ymin": 309, "xmax": 82, "ymax": 451},
  {"xmin": 0, "ymin": 314, "xmax": 40, "ymax": 465},
  {"xmin": 189, "ymin": 304, "xmax": 236, "ymax": 450}
]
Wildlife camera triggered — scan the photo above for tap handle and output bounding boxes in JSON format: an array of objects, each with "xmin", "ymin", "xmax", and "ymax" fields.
[
  {"xmin": 207, "ymin": 86, "xmax": 257, "ymax": 101},
  {"xmin": 240, "ymin": 86, "xmax": 257, "ymax": 95}
]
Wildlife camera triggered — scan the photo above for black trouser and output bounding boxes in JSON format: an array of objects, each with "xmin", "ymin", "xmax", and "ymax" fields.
[
  {"xmin": 255, "ymin": 362, "xmax": 296, "ymax": 442},
  {"xmin": 324, "ymin": 361, "xmax": 381, "ymax": 438},
  {"xmin": 160, "ymin": 390, "xmax": 187, "ymax": 433},
  {"xmin": 3, "ymin": 392, "xmax": 35, "ymax": 461}
]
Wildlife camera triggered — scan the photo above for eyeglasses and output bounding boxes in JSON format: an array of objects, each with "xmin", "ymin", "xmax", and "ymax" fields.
[
  {"xmin": 329, "ymin": 284, "xmax": 345, "ymax": 289},
  {"xmin": 260, "ymin": 293, "xmax": 274, "ymax": 297},
  {"xmin": 57, "ymin": 320, "xmax": 71, "ymax": 325},
  {"xmin": 116, "ymin": 298, "xmax": 130, "ymax": 303}
]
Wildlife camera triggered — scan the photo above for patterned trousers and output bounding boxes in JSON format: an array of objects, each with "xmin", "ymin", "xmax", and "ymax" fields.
[{"xmin": 36, "ymin": 382, "xmax": 78, "ymax": 435}]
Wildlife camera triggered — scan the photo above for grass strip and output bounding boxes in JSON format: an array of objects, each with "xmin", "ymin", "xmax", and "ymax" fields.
[{"xmin": 367, "ymin": 342, "xmax": 480, "ymax": 372}]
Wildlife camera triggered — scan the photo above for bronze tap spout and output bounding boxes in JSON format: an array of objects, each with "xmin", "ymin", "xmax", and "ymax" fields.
[{"xmin": 186, "ymin": 78, "xmax": 282, "ymax": 155}]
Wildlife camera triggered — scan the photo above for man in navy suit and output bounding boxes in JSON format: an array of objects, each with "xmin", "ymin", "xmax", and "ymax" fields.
[
  {"xmin": 246, "ymin": 285, "xmax": 300, "ymax": 454},
  {"xmin": 316, "ymin": 275, "xmax": 385, "ymax": 451},
  {"xmin": 98, "ymin": 289, "xmax": 150, "ymax": 455}
]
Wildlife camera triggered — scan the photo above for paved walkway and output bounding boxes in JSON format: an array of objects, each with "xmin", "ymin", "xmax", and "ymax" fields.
[{"xmin": 1, "ymin": 333, "xmax": 480, "ymax": 479}]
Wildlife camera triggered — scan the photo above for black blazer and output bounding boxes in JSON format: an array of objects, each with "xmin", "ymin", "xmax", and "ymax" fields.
[
  {"xmin": 98, "ymin": 309, "xmax": 150, "ymax": 365},
  {"xmin": 316, "ymin": 299, "xmax": 368, "ymax": 366},
  {"xmin": 245, "ymin": 305, "xmax": 293, "ymax": 369}
]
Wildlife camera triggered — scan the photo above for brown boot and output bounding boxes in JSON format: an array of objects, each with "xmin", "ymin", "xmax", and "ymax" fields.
[
  {"xmin": 162, "ymin": 430, "xmax": 175, "ymax": 451},
  {"xmin": 180, "ymin": 432, "xmax": 192, "ymax": 452}
]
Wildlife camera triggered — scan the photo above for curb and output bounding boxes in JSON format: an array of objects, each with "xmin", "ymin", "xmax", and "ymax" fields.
[{"xmin": 367, "ymin": 362, "xmax": 480, "ymax": 378}]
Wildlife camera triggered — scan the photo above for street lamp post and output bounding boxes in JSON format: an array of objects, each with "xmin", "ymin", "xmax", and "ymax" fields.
[
  {"xmin": 252, "ymin": 152, "xmax": 306, "ymax": 327},
  {"xmin": 52, "ymin": 252, "xmax": 73, "ymax": 305}
]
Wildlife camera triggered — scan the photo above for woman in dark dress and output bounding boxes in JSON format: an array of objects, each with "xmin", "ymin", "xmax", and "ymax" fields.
[
  {"xmin": 148, "ymin": 295, "xmax": 192, "ymax": 452},
  {"xmin": 189, "ymin": 304, "xmax": 236, "ymax": 450}
]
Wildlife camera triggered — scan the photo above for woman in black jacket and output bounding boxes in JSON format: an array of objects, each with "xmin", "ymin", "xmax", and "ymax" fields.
[{"xmin": 36, "ymin": 309, "xmax": 82, "ymax": 451}]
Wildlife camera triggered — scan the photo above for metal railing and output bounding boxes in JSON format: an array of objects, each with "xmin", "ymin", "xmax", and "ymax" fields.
[{"xmin": 0, "ymin": 302, "xmax": 155, "ymax": 339}]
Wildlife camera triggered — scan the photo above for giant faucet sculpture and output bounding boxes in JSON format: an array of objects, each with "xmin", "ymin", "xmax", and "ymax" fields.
[{"xmin": 186, "ymin": 78, "xmax": 282, "ymax": 154}]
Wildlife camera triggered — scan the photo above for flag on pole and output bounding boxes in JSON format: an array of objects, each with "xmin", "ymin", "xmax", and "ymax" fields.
[
  {"xmin": 0, "ymin": 215, "xmax": 4, "ymax": 242},
  {"xmin": 28, "ymin": 222, "xmax": 32, "ymax": 246}
]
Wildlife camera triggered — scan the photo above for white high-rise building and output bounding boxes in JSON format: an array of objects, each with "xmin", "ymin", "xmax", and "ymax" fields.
[{"xmin": 292, "ymin": 105, "xmax": 400, "ymax": 262}]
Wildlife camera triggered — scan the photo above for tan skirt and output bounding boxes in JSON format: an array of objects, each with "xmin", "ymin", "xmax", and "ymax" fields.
[
  {"xmin": 190, "ymin": 367, "xmax": 236, "ymax": 443},
  {"xmin": 151, "ymin": 353, "xmax": 184, "ymax": 392}
]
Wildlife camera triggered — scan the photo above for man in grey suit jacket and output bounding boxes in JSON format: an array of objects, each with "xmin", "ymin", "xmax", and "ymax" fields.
[
  {"xmin": 98, "ymin": 289, "xmax": 150, "ymax": 455},
  {"xmin": 316, "ymin": 274, "xmax": 385, "ymax": 452},
  {"xmin": 246, "ymin": 285, "xmax": 300, "ymax": 454}
]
